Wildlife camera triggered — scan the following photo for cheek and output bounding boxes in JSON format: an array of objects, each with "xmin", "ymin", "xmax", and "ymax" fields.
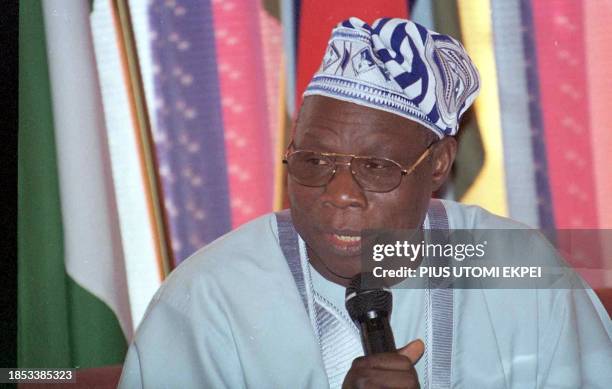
[
  {"xmin": 287, "ymin": 182, "xmax": 325, "ymax": 243},
  {"xmin": 370, "ymin": 180, "xmax": 431, "ymax": 228},
  {"xmin": 287, "ymin": 180, "xmax": 324, "ymax": 221},
  {"xmin": 403, "ymin": 177, "xmax": 433, "ymax": 225},
  {"xmin": 288, "ymin": 181, "xmax": 313, "ymax": 209}
]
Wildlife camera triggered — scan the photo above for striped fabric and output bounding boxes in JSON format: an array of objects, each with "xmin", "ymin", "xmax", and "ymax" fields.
[
  {"xmin": 148, "ymin": 0, "xmax": 232, "ymax": 265},
  {"xmin": 584, "ymin": 1, "xmax": 612, "ymax": 230},
  {"xmin": 453, "ymin": 0, "xmax": 609, "ymax": 285},
  {"xmin": 102, "ymin": 0, "xmax": 610, "ymax": 283},
  {"xmin": 211, "ymin": 0, "xmax": 274, "ymax": 229},
  {"xmin": 490, "ymin": 0, "xmax": 539, "ymax": 228},
  {"xmin": 518, "ymin": 0, "xmax": 556, "ymax": 230},
  {"xmin": 455, "ymin": 0, "xmax": 508, "ymax": 218},
  {"xmin": 532, "ymin": 0, "xmax": 598, "ymax": 229}
]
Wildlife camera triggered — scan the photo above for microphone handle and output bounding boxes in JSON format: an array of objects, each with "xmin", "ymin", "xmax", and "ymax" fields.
[{"xmin": 359, "ymin": 311, "xmax": 396, "ymax": 355}]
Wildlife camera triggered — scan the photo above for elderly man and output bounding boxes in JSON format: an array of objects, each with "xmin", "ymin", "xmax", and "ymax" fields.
[{"xmin": 119, "ymin": 18, "xmax": 611, "ymax": 388}]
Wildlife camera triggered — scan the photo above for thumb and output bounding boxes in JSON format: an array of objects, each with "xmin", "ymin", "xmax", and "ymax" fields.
[{"xmin": 397, "ymin": 339, "xmax": 425, "ymax": 364}]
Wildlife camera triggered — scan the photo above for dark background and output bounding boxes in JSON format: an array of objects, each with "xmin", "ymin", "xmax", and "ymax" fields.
[{"xmin": 1, "ymin": 0, "xmax": 19, "ymax": 370}]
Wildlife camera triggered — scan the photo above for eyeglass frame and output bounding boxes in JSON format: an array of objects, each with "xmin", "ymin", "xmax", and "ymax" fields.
[{"xmin": 282, "ymin": 140, "xmax": 437, "ymax": 193}]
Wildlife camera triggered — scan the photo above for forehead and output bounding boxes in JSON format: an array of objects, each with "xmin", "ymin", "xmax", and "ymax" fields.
[{"xmin": 295, "ymin": 96, "xmax": 432, "ymax": 149}]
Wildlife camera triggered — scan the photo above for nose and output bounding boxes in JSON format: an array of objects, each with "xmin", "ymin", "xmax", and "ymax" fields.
[{"xmin": 321, "ymin": 163, "xmax": 368, "ymax": 209}]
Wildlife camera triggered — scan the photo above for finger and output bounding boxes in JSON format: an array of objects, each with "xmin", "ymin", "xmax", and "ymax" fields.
[
  {"xmin": 352, "ymin": 369, "xmax": 419, "ymax": 389},
  {"xmin": 351, "ymin": 353, "xmax": 413, "ymax": 371},
  {"xmin": 397, "ymin": 339, "xmax": 425, "ymax": 364}
]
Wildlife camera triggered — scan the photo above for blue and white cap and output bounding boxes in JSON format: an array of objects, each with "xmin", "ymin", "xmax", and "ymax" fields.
[{"xmin": 304, "ymin": 17, "xmax": 481, "ymax": 138}]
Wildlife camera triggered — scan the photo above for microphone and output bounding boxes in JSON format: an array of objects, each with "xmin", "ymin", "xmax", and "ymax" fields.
[{"xmin": 345, "ymin": 273, "xmax": 396, "ymax": 355}]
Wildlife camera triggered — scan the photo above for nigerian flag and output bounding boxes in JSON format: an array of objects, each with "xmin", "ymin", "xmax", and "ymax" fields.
[{"xmin": 18, "ymin": 0, "xmax": 131, "ymax": 368}]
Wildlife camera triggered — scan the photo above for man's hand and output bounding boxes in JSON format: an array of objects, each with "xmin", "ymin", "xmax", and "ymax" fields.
[{"xmin": 342, "ymin": 339, "xmax": 425, "ymax": 389}]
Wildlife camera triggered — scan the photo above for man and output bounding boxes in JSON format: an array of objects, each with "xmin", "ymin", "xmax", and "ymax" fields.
[{"xmin": 119, "ymin": 18, "xmax": 611, "ymax": 388}]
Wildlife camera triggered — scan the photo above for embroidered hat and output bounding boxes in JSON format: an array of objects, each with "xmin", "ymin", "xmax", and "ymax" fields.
[{"xmin": 304, "ymin": 17, "xmax": 481, "ymax": 138}]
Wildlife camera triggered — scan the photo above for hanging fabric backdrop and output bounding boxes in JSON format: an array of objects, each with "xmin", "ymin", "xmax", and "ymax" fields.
[{"xmin": 18, "ymin": 0, "xmax": 612, "ymax": 369}]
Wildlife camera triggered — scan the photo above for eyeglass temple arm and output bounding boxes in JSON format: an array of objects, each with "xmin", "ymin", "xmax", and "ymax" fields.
[
  {"xmin": 282, "ymin": 140, "xmax": 295, "ymax": 162},
  {"xmin": 402, "ymin": 147, "xmax": 433, "ymax": 175}
]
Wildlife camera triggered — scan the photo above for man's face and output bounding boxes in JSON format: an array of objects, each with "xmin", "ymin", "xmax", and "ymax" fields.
[{"xmin": 288, "ymin": 95, "xmax": 453, "ymax": 285}]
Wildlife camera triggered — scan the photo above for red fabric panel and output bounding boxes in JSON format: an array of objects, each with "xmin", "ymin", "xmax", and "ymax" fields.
[
  {"xmin": 584, "ymin": 1, "xmax": 612, "ymax": 229},
  {"xmin": 532, "ymin": 1, "xmax": 602, "ymax": 286},
  {"xmin": 212, "ymin": 0, "xmax": 274, "ymax": 228},
  {"xmin": 531, "ymin": 0, "xmax": 598, "ymax": 229},
  {"xmin": 295, "ymin": 0, "xmax": 409, "ymax": 110}
]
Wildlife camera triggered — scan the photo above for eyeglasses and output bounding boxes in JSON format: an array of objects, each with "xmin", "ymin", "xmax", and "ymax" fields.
[{"xmin": 282, "ymin": 141, "xmax": 435, "ymax": 193}]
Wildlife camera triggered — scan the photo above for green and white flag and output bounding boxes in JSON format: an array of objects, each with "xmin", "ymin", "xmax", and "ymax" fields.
[{"xmin": 18, "ymin": 0, "xmax": 132, "ymax": 368}]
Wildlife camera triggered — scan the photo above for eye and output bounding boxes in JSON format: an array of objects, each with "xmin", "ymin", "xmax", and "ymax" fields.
[
  {"xmin": 364, "ymin": 159, "xmax": 392, "ymax": 170},
  {"xmin": 305, "ymin": 157, "xmax": 330, "ymax": 166},
  {"xmin": 365, "ymin": 162, "xmax": 384, "ymax": 169}
]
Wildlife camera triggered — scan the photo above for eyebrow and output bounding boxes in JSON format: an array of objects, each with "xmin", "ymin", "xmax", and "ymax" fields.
[
  {"xmin": 296, "ymin": 127, "xmax": 341, "ymax": 149},
  {"xmin": 299, "ymin": 125, "xmax": 340, "ymax": 138},
  {"xmin": 297, "ymin": 126, "xmax": 425, "ymax": 161},
  {"xmin": 295, "ymin": 137, "xmax": 336, "ymax": 153},
  {"xmin": 353, "ymin": 133, "xmax": 412, "ymax": 156}
]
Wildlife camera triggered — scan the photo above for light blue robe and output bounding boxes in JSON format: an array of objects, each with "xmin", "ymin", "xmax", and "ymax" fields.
[{"xmin": 119, "ymin": 200, "xmax": 612, "ymax": 388}]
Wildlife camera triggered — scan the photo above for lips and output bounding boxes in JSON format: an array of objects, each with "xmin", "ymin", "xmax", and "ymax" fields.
[
  {"xmin": 333, "ymin": 234, "xmax": 361, "ymax": 242},
  {"xmin": 322, "ymin": 230, "xmax": 363, "ymax": 256}
]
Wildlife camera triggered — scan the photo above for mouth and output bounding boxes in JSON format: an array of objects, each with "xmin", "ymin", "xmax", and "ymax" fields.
[{"xmin": 322, "ymin": 231, "xmax": 363, "ymax": 256}]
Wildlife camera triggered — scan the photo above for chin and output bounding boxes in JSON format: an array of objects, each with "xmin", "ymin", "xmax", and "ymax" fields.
[{"xmin": 309, "ymin": 236, "xmax": 363, "ymax": 270}]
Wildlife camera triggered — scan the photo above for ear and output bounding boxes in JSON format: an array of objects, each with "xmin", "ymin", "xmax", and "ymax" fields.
[{"xmin": 430, "ymin": 137, "xmax": 457, "ymax": 191}]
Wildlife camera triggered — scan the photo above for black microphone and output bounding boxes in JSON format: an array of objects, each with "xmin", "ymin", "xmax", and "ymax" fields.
[{"xmin": 345, "ymin": 273, "xmax": 396, "ymax": 355}]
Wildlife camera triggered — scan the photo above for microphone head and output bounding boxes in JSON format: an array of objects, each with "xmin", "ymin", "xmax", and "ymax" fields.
[{"xmin": 345, "ymin": 273, "xmax": 392, "ymax": 322}]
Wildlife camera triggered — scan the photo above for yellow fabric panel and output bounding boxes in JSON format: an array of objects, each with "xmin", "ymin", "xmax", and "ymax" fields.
[
  {"xmin": 456, "ymin": 0, "xmax": 508, "ymax": 216},
  {"xmin": 274, "ymin": 53, "xmax": 287, "ymax": 211}
]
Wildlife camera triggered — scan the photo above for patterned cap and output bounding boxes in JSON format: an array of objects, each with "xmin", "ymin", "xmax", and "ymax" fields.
[{"xmin": 304, "ymin": 17, "xmax": 481, "ymax": 138}]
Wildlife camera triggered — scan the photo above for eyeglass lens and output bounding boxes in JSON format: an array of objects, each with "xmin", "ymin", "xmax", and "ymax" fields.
[{"xmin": 286, "ymin": 151, "xmax": 403, "ymax": 192}]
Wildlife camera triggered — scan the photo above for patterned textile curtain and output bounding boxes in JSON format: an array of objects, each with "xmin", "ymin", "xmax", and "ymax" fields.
[{"xmin": 99, "ymin": 0, "xmax": 611, "ymax": 283}]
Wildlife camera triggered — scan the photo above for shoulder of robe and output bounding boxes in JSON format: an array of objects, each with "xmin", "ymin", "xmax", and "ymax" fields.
[
  {"xmin": 438, "ymin": 200, "xmax": 574, "ymax": 284},
  {"xmin": 146, "ymin": 212, "xmax": 286, "ymax": 313}
]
